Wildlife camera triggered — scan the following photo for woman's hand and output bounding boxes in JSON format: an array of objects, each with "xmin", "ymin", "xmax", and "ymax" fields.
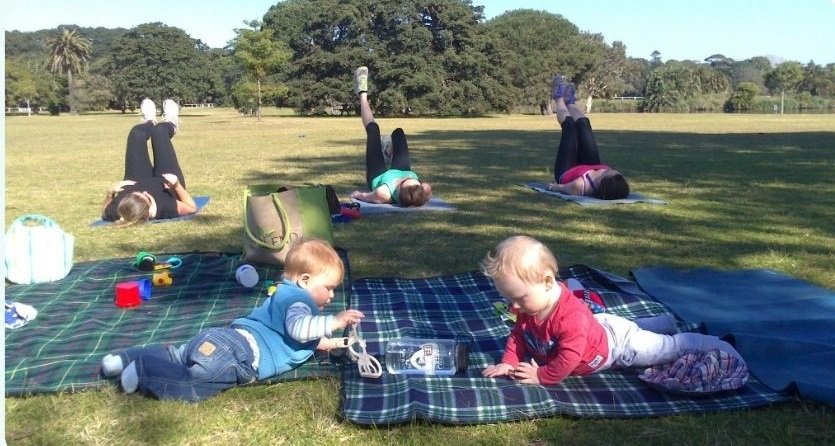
[
  {"xmin": 161, "ymin": 173, "xmax": 180, "ymax": 189},
  {"xmin": 482, "ymin": 362, "xmax": 514, "ymax": 378},
  {"xmin": 547, "ymin": 180, "xmax": 583, "ymax": 196},
  {"xmin": 109, "ymin": 180, "xmax": 136, "ymax": 195},
  {"xmin": 350, "ymin": 190, "xmax": 386, "ymax": 204},
  {"xmin": 161, "ymin": 173, "xmax": 197, "ymax": 216}
]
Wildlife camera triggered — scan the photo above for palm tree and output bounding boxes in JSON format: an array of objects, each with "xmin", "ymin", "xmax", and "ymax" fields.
[{"xmin": 46, "ymin": 28, "xmax": 92, "ymax": 114}]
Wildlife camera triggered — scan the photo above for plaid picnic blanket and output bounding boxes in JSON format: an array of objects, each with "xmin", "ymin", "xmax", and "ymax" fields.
[
  {"xmin": 4, "ymin": 250, "xmax": 351, "ymax": 395},
  {"xmin": 341, "ymin": 265, "xmax": 790, "ymax": 425}
]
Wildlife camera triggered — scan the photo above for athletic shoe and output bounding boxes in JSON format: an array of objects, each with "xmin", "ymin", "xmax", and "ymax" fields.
[
  {"xmin": 162, "ymin": 99, "xmax": 180, "ymax": 133},
  {"xmin": 354, "ymin": 66, "xmax": 369, "ymax": 96},
  {"xmin": 564, "ymin": 82, "xmax": 577, "ymax": 105},
  {"xmin": 381, "ymin": 135, "xmax": 393, "ymax": 165},
  {"xmin": 140, "ymin": 98, "xmax": 157, "ymax": 123},
  {"xmin": 552, "ymin": 75, "xmax": 567, "ymax": 100}
]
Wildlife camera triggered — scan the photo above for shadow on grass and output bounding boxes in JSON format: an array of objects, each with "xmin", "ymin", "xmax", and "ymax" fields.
[{"xmin": 187, "ymin": 128, "xmax": 835, "ymax": 284}]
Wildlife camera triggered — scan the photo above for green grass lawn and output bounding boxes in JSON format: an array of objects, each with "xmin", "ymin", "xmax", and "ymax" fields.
[{"xmin": 4, "ymin": 109, "xmax": 835, "ymax": 445}]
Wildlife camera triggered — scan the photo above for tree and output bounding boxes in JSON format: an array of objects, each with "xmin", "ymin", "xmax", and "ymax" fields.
[
  {"xmin": 577, "ymin": 38, "xmax": 629, "ymax": 112},
  {"xmin": 484, "ymin": 9, "xmax": 598, "ymax": 112},
  {"xmin": 45, "ymin": 28, "xmax": 92, "ymax": 114},
  {"xmin": 71, "ymin": 73, "xmax": 114, "ymax": 111},
  {"xmin": 107, "ymin": 23, "xmax": 221, "ymax": 111},
  {"xmin": 799, "ymin": 61, "xmax": 835, "ymax": 98},
  {"xmin": 5, "ymin": 57, "xmax": 54, "ymax": 115},
  {"xmin": 263, "ymin": 0, "xmax": 504, "ymax": 116},
  {"xmin": 730, "ymin": 56, "xmax": 771, "ymax": 90},
  {"xmin": 765, "ymin": 61, "xmax": 804, "ymax": 114},
  {"xmin": 650, "ymin": 50, "xmax": 662, "ymax": 67},
  {"xmin": 725, "ymin": 82, "xmax": 759, "ymax": 112},
  {"xmin": 705, "ymin": 53, "xmax": 733, "ymax": 77},
  {"xmin": 232, "ymin": 23, "xmax": 292, "ymax": 121},
  {"xmin": 620, "ymin": 57, "xmax": 651, "ymax": 97}
]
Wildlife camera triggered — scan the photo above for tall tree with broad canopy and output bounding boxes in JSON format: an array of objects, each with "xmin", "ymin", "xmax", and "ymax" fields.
[
  {"xmin": 45, "ymin": 28, "xmax": 92, "ymax": 114},
  {"xmin": 106, "ymin": 23, "xmax": 222, "ymax": 111},
  {"xmin": 483, "ymin": 9, "xmax": 598, "ymax": 112},
  {"xmin": 799, "ymin": 61, "xmax": 834, "ymax": 98},
  {"xmin": 6, "ymin": 57, "xmax": 56, "ymax": 115},
  {"xmin": 576, "ymin": 37, "xmax": 629, "ymax": 112},
  {"xmin": 765, "ymin": 61, "xmax": 804, "ymax": 114},
  {"xmin": 263, "ymin": 0, "xmax": 506, "ymax": 115},
  {"xmin": 729, "ymin": 56, "xmax": 772, "ymax": 90}
]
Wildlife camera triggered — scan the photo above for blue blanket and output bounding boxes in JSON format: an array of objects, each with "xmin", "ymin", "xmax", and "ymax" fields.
[
  {"xmin": 632, "ymin": 267, "xmax": 835, "ymax": 406},
  {"xmin": 524, "ymin": 182, "xmax": 666, "ymax": 206},
  {"xmin": 350, "ymin": 196, "xmax": 455, "ymax": 214},
  {"xmin": 90, "ymin": 196, "xmax": 211, "ymax": 227},
  {"xmin": 341, "ymin": 266, "xmax": 789, "ymax": 425}
]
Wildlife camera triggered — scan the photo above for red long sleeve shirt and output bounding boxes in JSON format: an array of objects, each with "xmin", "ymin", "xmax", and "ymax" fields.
[{"xmin": 500, "ymin": 284, "xmax": 609, "ymax": 385}]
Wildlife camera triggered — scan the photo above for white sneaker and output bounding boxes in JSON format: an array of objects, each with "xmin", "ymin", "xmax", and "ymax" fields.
[
  {"xmin": 162, "ymin": 99, "xmax": 180, "ymax": 133},
  {"xmin": 140, "ymin": 98, "xmax": 157, "ymax": 123}
]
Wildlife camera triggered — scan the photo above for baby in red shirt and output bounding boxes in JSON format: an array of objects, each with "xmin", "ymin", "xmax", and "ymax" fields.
[{"xmin": 481, "ymin": 235, "xmax": 740, "ymax": 386}]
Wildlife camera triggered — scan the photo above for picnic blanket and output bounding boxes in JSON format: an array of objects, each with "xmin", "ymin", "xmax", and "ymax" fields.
[
  {"xmin": 632, "ymin": 267, "xmax": 835, "ymax": 406},
  {"xmin": 4, "ymin": 249, "xmax": 351, "ymax": 395},
  {"xmin": 523, "ymin": 182, "xmax": 666, "ymax": 206},
  {"xmin": 340, "ymin": 266, "xmax": 789, "ymax": 425},
  {"xmin": 89, "ymin": 195, "xmax": 211, "ymax": 227},
  {"xmin": 350, "ymin": 196, "xmax": 455, "ymax": 214}
]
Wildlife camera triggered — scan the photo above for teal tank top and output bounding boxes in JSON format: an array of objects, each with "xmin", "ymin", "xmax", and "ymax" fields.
[{"xmin": 370, "ymin": 169, "xmax": 419, "ymax": 204}]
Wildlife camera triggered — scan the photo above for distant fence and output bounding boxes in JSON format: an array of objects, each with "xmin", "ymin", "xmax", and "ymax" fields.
[
  {"xmin": 612, "ymin": 96, "xmax": 644, "ymax": 100},
  {"xmin": 5, "ymin": 106, "xmax": 38, "ymax": 115},
  {"xmin": 182, "ymin": 103, "xmax": 214, "ymax": 108}
]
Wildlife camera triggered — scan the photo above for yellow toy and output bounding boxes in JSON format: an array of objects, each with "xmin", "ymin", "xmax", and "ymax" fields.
[{"xmin": 153, "ymin": 270, "xmax": 173, "ymax": 287}]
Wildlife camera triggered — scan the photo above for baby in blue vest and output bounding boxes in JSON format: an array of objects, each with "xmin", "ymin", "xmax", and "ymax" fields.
[{"xmin": 101, "ymin": 238, "xmax": 364, "ymax": 402}]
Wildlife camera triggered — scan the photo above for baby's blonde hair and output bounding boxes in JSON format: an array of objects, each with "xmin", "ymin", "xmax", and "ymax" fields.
[
  {"xmin": 481, "ymin": 235, "xmax": 558, "ymax": 285},
  {"xmin": 283, "ymin": 238, "xmax": 345, "ymax": 283}
]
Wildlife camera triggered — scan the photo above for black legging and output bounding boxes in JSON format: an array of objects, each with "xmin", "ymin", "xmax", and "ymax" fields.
[
  {"xmin": 123, "ymin": 121, "xmax": 186, "ymax": 188},
  {"xmin": 553, "ymin": 117, "xmax": 602, "ymax": 182},
  {"xmin": 364, "ymin": 122, "xmax": 412, "ymax": 189}
]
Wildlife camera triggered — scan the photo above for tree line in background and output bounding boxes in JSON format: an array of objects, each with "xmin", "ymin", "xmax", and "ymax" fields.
[{"xmin": 6, "ymin": 0, "xmax": 835, "ymax": 117}]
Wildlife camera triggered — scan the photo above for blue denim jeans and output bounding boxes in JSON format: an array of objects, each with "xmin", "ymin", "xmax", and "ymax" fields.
[{"xmin": 119, "ymin": 327, "xmax": 257, "ymax": 402}]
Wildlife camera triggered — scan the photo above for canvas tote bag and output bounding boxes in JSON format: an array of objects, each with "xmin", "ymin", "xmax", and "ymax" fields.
[
  {"xmin": 4, "ymin": 214, "xmax": 74, "ymax": 284},
  {"xmin": 243, "ymin": 185, "xmax": 335, "ymax": 265}
]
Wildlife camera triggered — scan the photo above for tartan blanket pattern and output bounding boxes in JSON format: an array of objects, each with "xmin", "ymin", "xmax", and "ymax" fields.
[
  {"xmin": 341, "ymin": 265, "xmax": 790, "ymax": 425},
  {"xmin": 4, "ymin": 250, "xmax": 351, "ymax": 395}
]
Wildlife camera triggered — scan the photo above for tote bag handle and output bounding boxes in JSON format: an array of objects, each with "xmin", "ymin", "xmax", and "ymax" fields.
[{"xmin": 243, "ymin": 189, "xmax": 294, "ymax": 251}]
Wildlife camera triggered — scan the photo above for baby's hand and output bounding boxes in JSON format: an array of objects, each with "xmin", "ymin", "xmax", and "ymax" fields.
[
  {"xmin": 512, "ymin": 360, "xmax": 540, "ymax": 384},
  {"xmin": 482, "ymin": 362, "xmax": 514, "ymax": 378},
  {"xmin": 333, "ymin": 309, "xmax": 364, "ymax": 329}
]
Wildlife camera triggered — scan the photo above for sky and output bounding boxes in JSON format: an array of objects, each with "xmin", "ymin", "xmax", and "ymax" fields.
[{"xmin": 3, "ymin": 0, "xmax": 835, "ymax": 64}]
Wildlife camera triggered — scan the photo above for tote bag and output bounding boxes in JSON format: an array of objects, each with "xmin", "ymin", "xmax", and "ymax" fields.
[
  {"xmin": 243, "ymin": 185, "xmax": 335, "ymax": 265},
  {"xmin": 4, "ymin": 214, "xmax": 74, "ymax": 284}
]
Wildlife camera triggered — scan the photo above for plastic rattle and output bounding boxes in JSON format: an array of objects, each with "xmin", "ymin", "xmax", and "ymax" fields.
[
  {"xmin": 133, "ymin": 252, "xmax": 183, "ymax": 271},
  {"xmin": 326, "ymin": 326, "xmax": 382, "ymax": 378}
]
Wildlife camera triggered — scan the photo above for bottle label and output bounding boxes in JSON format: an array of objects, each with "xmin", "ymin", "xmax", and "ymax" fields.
[{"xmin": 409, "ymin": 343, "xmax": 439, "ymax": 373}]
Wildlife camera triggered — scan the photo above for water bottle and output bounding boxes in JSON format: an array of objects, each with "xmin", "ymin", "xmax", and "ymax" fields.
[{"xmin": 384, "ymin": 338, "xmax": 469, "ymax": 376}]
